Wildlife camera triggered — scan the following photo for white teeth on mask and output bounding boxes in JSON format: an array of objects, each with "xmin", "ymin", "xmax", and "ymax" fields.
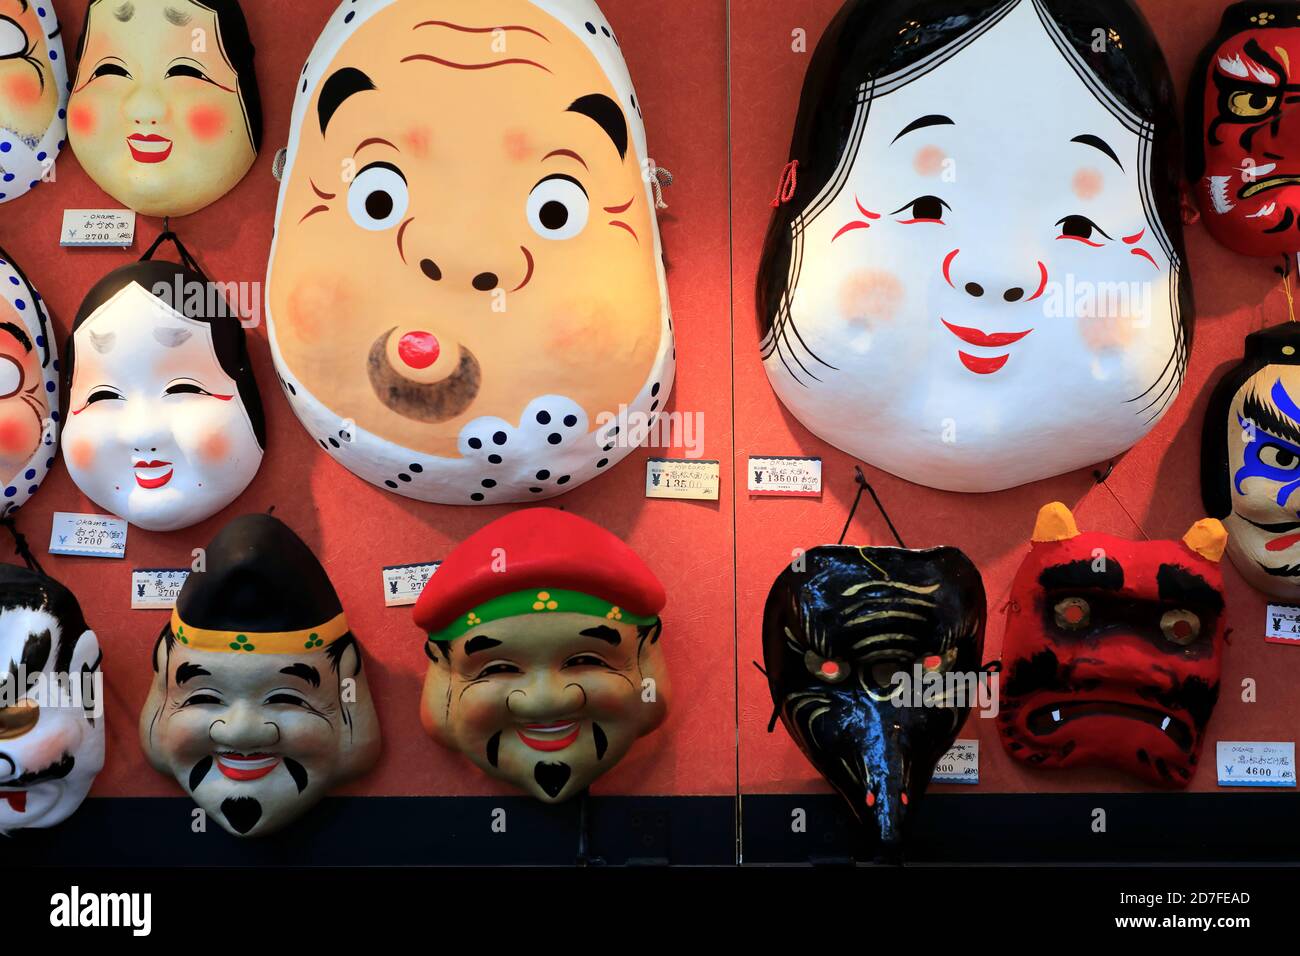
[
  {"xmin": 1208, "ymin": 176, "xmax": 1235, "ymax": 214},
  {"xmin": 1051, "ymin": 709, "xmax": 1062, "ymax": 723},
  {"xmin": 522, "ymin": 722, "xmax": 578, "ymax": 736},
  {"xmin": 1247, "ymin": 203, "xmax": 1277, "ymax": 220},
  {"xmin": 1245, "ymin": 162, "xmax": 1278, "ymax": 178},
  {"xmin": 1160, "ymin": 716, "xmax": 1171, "ymax": 732}
]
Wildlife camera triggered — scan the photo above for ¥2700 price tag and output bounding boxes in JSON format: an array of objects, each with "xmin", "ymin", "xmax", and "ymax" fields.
[
  {"xmin": 49, "ymin": 512, "xmax": 127, "ymax": 559},
  {"xmin": 382, "ymin": 562, "xmax": 440, "ymax": 607}
]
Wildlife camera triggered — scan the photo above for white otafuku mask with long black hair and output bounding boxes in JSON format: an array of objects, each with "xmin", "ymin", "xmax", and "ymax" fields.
[{"xmin": 758, "ymin": 0, "xmax": 1190, "ymax": 493}]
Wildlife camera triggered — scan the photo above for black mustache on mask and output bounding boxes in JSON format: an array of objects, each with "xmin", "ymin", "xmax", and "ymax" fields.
[
  {"xmin": 0, "ymin": 751, "xmax": 76, "ymax": 786},
  {"xmin": 762, "ymin": 546, "xmax": 986, "ymax": 860}
]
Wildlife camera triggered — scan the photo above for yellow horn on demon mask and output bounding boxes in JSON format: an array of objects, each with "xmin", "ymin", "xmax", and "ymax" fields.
[{"xmin": 265, "ymin": 0, "xmax": 674, "ymax": 505}]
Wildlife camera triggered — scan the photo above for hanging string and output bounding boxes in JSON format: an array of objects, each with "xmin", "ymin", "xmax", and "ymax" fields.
[
  {"xmin": 1286, "ymin": 253, "xmax": 1298, "ymax": 324},
  {"xmin": 140, "ymin": 225, "xmax": 207, "ymax": 280},
  {"xmin": 1, "ymin": 515, "xmax": 46, "ymax": 577},
  {"xmin": 838, "ymin": 466, "xmax": 906, "ymax": 548},
  {"xmin": 648, "ymin": 161, "xmax": 673, "ymax": 211},
  {"xmin": 770, "ymin": 160, "xmax": 799, "ymax": 208}
]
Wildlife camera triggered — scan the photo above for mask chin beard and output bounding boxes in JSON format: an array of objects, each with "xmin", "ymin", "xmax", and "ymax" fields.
[
  {"xmin": 220, "ymin": 796, "xmax": 263, "ymax": 836},
  {"xmin": 368, "ymin": 329, "xmax": 482, "ymax": 423},
  {"xmin": 532, "ymin": 761, "xmax": 572, "ymax": 800}
]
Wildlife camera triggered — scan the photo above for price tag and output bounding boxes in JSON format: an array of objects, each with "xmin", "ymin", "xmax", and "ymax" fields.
[
  {"xmin": 747, "ymin": 456, "xmax": 823, "ymax": 497},
  {"xmin": 131, "ymin": 569, "xmax": 189, "ymax": 609},
  {"xmin": 1216, "ymin": 741, "xmax": 1296, "ymax": 788},
  {"xmin": 1265, "ymin": 604, "xmax": 1300, "ymax": 646},
  {"xmin": 645, "ymin": 458, "xmax": 720, "ymax": 501},
  {"xmin": 932, "ymin": 739, "xmax": 979, "ymax": 785},
  {"xmin": 49, "ymin": 512, "xmax": 127, "ymax": 559},
  {"xmin": 60, "ymin": 209, "xmax": 136, "ymax": 248},
  {"xmin": 382, "ymin": 562, "xmax": 440, "ymax": 607}
]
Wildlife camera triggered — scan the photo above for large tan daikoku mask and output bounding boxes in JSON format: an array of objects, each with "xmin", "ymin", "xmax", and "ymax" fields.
[
  {"xmin": 67, "ymin": 0, "xmax": 261, "ymax": 218},
  {"xmin": 267, "ymin": 0, "xmax": 674, "ymax": 505},
  {"xmin": 140, "ymin": 515, "xmax": 380, "ymax": 837}
]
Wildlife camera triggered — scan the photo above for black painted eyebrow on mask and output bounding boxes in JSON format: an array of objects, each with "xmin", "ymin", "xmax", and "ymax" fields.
[
  {"xmin": 0, "ymin": 321, "xmax": 34, "ymax": 353},
  {"xmin": 175, "ymin": 662, "xmax": 211, "ymax": 685},
  {"xmin": 579, "ymin": 625, "xmax": 621, "ymax": 645},
  {"xmin": 892, "ymin": 114, "xmax": 954, "ymax": 143},
  {"xmin": 1157, "ymin": 565, "xmax": 1224, "ymax": 613},
  {"xmin": 567, "ymin": 94, "xmax": 627, "ymax": 160},
  {"xmin": 463, "ymin": 635, "xmax": 503, "ymax": 656},
  {"xmin": 1242, "ymin": 390, "xmax": 1300, "ymax": 445},
  {"xmin": 318, "ymin": 67, "xmax": 377, "ymax": 135},
  {"xmin": 1071, "ymin": 134, "xmax": 1124, "ymax": 171},
  {"xmin": 1038, "ymin": 558, "xmax": 1124, "ymax": 592},
  {"xmin": 280, "ymin": 662, "xmax": 321, "ymax": 687}
]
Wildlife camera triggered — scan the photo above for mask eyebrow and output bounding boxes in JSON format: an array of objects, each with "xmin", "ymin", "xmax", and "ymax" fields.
[
  {"xmin": 164, "ymin": 6, "xmax": 192, "ymax": 26},
  {"xmin": 0, "ymin": 321, "xmax": 32, "ymax": 353},
  {"xmin": 152, "ymin": 326, "xmax": 193, "ymax": 348},
  {"xmin": 1157, "ymin": 565, "xmax": 1224, "ymax": 614},
  {"xmin": 578, "ymin": 625, "xmax": 621, "ymax": 646},
  {"xmin": 567, "ymin": 94, "xmax": 628, "ymax": 160},
  {"xmin": 1038, "ymin": 558, "xmax": 1124, "ymax": 592},
  {"xmin": 318, "ymin": 67, "xmax": 377, "ymax": 136},
  {"xmin": 114, "ymin": 1, "xmax": 134, "ymax": 22},
  {"xmin": 175, "ymin": 662, "xmax": 210, "ymax": 685},
  {"xmin": 892, "ymin": 114, "xmax": 954, "ymax": 144},
  {"xmin": 1242, "ymin": 387, "xmax": 1300, "ymax": 445},
  {"xmin": 463, "ymin": 635, "xmax": 503, "ymax": 656},
  {"xmin": 1071, "ymin": 134, "xmax": 1123, "ymax": 171},
  {"xmin": 279, "ymin": 662, "xmax": 321, "ymax": 688}
]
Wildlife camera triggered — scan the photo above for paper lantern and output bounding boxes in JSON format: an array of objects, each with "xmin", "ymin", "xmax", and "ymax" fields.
[
  {"xmin": 757, "ymin": 0, "xmax": 1190, "ymax": 492},
  {"xmin": 266, "ymin": 0, "xmax": 674, "ymax": 504}
]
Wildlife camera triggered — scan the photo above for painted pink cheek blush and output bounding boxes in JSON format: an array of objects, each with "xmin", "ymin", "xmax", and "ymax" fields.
[
  {"xmin": 838, "ymin": 270, "xmax": 904, "ymax": 327},
  {"xmin": 199, "ymin": 430, "xmax": 231, "ymax": 462},
  {"xmin": 69, "ymin": 438, "xmax": 96, "ymax": 471},
  {"xmin": 69, "ymin": 104, "xmax": 96, "ymax": 137},
  {"xmin": 0, "ymin": 415, "xmax": 32, "ymax": 455},
  {"xmin": 4, "ymin": 74, "xmax": 42, "ymax": 108},
  {"xmin": 1073, "ymin": 168, "xmax": 1104, "ymax": 201},
  {"xmin": 187, "ymin": 104, "xmax": 229, "ymax": 142}
]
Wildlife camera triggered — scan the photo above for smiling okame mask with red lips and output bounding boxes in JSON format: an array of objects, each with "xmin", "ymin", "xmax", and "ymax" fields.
[
  {"xmin": 1202, "ymin": 322, "xmax": 1300, "ymax": 600},
  {"xmin": 1189, "ymin": 3, "xmax": 1300, "ymax": 256},
  {"xmin": 758, "ymin": 0, "xmax": 1190, "ymax": 493},
  {"xmin": 62, "ymin": 247, "xmax": 264, "ymax": 532},
  {"xmin": 0, "ymin": 0, "xmax": 68, "ymax": 203},
  {"xmin": 998, "ymin": 503, "xmax": 1228, "ymax": 788},
  {"xmin": 0, "ymin": 248, "xmax": 57, "ymax": 518},
  {"xmin": 267, "ymin": 0, "xmax": 674, "ymax": 505},
  {"xmin": 67, "ymin": 0, "xmax": 261, "ymax": 218},
  {"xmin": 415, "ymin": 509, "xmax": 669, "ymax": 803},
  {"xmin": 140, "ymin": 515, "xmax": 381, "ymax": 838}
]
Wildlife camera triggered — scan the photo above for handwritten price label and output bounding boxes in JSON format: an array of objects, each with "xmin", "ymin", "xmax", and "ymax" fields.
[
  {"xmin": 1217, "ymin": 741, "xmax": 1296, "ymax": 788},
  {"xmin": 1265, "ymin": 604, "xmax": 1300, "ymax": 646},
  {"xmin": 645, "ymin": 458, "xmax": 721, "ymax": 501},
  {"xmin": 49, "ymin": 512, "xmax": 127, "ymax": 559},
  {"xmin": 382, "ymin": 562, "xmax": 440, "ymax": 607},
  {"xmin": 932, "ymin": 740, "xmax": 980, "ymax": 785},
  {"xmin": 60, "ymin": 209, "xmax": 136, "ymax": 248},
  {"xmin": 131, "ymin": 569, "xmax": 189, "ymax": 609},
  {"xmin": 748, "ymin": 456, "xmax": 823, "ymax": 497}
]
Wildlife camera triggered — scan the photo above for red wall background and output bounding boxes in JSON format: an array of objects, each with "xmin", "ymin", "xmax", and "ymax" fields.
[
  {"xmin": 733, "ymin": 0, "xmax": 1300, "ymax": 796},
  {"xmin": 2, "ymin": 0, "xmax": 1294, "ymax": 811},
  {"xmin": 0, "ymin": 0, "xmax": 736, "ymax": 801}
]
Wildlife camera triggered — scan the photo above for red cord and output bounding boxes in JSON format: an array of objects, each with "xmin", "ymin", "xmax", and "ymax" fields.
[{"xmin": 770, "ymin": 160, "xmax": 799, "ymax": 208}]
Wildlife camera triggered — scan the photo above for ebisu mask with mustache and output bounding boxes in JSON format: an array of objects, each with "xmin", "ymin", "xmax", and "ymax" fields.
[
  {"xmin": 1202, "ymin": 323, "xmax": 1300, "ymax": 599},
  {"xmin": 998, "ymin": 503, "xmax": 1228, "ymax": 788},
  {"xmin": 1188, "ymin": 3, "xmax": 1300, "ymax": 257},
  {"xmin": 0, "ymin": 247, "xmax": 58, "ymax": 518},
  {"xmin": 414, "ymin": 509, "xmax": 669, "ymax": 802},
  {"xmin": 266, "ymin": 0, "xmax": 674, "ymax": 505},
  {"xmin": 140, "ymin": 514, "xmax": 381, "ymax": 838},
  {"xmin": 757, "ymin": 0, "xmax": 1191, "ymax": 493},
  {"xmin": 61, "ymin": 246, "xmax": 265, "ymax": 532},
  {"xmin": 0, "ymin": 564, "xmax": 104, "ymax": 836},
  {"xmin": 67, "ymin": 0, "xmax": 261, "ymax": 218},
  {"xmin": 0, "ymin": 0, "xmax": 67, "ymax": 203},
  {"xmin": 761, "ymin": 545, "xmax": 986, "ymax": 857}
]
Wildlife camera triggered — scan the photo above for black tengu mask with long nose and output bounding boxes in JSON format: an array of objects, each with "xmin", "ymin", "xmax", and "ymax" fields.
[{"xmin": 763, "ymin": 546, "xmax": 986, "ymax": 859}]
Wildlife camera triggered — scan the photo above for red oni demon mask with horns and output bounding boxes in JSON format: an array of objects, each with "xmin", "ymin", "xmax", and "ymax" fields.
[{"xmin": 998, "ymin": 503, "xmax": 1229, "ymax": 788}]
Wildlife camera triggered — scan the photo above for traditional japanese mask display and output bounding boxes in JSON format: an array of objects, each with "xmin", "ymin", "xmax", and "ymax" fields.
[
  {"xmin": 62, "ymin": 248, "xmax": 265, "ymax": 532},
  {"xmin": 757, "ymin": 0, "xmax": 1190, "ymax": 493},
  {"xmin": 0, "ymin": 565, "xmax": 104, "ymax": 836},
  {"xmin": 140, "ymin": 514, "xmax": 381, "ymax": 838},
  {"xmin": 0, "ymin": 0, "xmax": 67, "ymax": 203},
  {"xmin": 68, "ymin": 0, "xmax": 261, "ymax": 218},
  {"xmin": 0, "ymin": 248, "xmax": 57, "ymax": 518},
  {"xmin": 762, "ymin": 545, "xmax": 986, "ymax": 855},
  {"xmin": 999, "ymin": 503, "xmax": 1228, "ymax": 788},
  {"xmin": 266, "ymin": 0, "xmax": 674, "ymax": 505},
  {"xmin": 415, "ymin": 508, "xmax": 669, "ymax": 802},
  {"xmin": 1188, "ymin": 2, "xmax": 1300, "ymax": 257},
  {"xmin": 1202, "ymin": 322, "xmax": 1300, "ymax": 599}
]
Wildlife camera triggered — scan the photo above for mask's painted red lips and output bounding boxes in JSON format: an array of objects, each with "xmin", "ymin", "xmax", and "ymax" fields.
[
  {"xmin": 1265, "ymin": 531, "xmax": 1300, "ymax": 552},
  {"xmin": 215, "ymin": 752, "xmax": 281, "ymax": 782},
  {"xmin": 1, "ymin": 790, "xmax": 26, "ymax": 812},
  {"xmin": 942, "ymin": 320, "xmax": 1033, "ymax": 375},
  {"xmin": 516, "ymin": 721, "xmax": 581, "ymax": 752},
  {"xmin": 133, "ymin": 460, "xmax": 174, "ymax": 490},
  {"xmin": 127, "ymin": 133, "xmax": 174, "ymax": 164}
]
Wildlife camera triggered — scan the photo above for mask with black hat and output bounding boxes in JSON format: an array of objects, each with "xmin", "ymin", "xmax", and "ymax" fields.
[
  {"xmin": 1203, "ymin": 322, "xmax": 1300, "ymax": 599},
  {"xmin": 140, "ymin": 514, "xmax": 380, "ymax": 837},
  {"xmin": 414, "ymin": 508, "xmax": 669, "ymax": 803}
]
